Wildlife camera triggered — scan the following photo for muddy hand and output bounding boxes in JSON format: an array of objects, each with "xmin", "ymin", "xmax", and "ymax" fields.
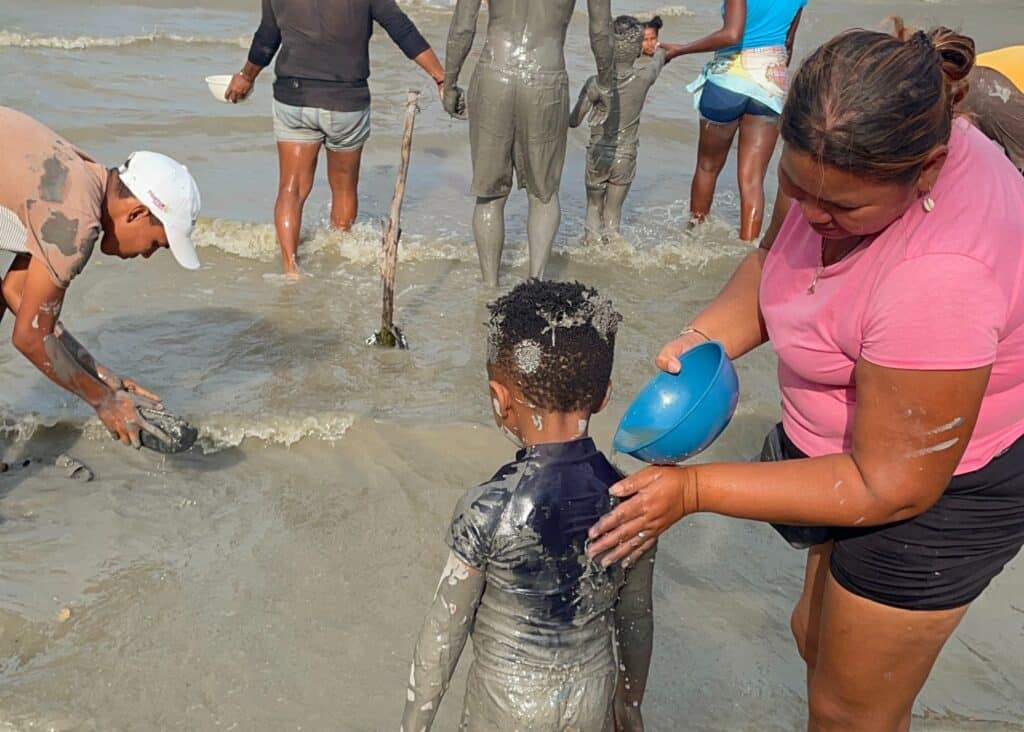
[
  {"xmin": 96, "ymin": 391, "xmax": 171, "ymax": 448},
  {"xmin": 443, "ymin": 85, "xmax": 468, "ymax": 120},
  {"xmin": 96, "ymin": 366, "xmax": 163, "ymax": 407}
]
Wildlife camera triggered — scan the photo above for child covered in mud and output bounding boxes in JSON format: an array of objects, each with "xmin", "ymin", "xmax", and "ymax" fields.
[
  {"xmin": 401, "ymin": 279, "xmax": 656, "ymax": 732},
  {"xmin": 570, "ymin": 16, "xmax": 671, "ymax": 242}
]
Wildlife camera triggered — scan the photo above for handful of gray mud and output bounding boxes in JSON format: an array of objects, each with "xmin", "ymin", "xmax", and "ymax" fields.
[{"xmin": 137, "ymin": 407, "xmax": 199, "ymax": 454}]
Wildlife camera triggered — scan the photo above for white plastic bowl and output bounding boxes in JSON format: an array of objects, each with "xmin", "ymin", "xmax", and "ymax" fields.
[{"xmin": 205, "ymin": 74, "xmax": 251, "ymax": 103}]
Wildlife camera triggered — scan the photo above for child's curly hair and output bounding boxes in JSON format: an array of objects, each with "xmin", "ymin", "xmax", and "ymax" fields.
[{"xmin": 486, "ymin": 279, "xmax": 622, "ymax": 413}]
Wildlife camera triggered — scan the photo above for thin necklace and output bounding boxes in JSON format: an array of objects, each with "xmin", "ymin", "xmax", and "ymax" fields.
[
  {"xmin": 807, "ymin": 236, "xmax": 827, "ymax": 294},
  {"xmin": 808, "ymin": 236, "xmax": 865, "ymax": 294}
]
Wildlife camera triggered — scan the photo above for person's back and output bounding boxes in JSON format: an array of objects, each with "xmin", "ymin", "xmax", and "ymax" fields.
[
  {"xmin": 454, "ymin": 440, "xmax": 626, "ymax": 672},
  {"xmin": 402, "ymin": 280, "xmax": 655, "ymax": 732},
  {"xmin": 478, "ymin": 0, "xmax": 577, "ymax": 72},
  {"xmin": 724, "ymin": 0, "xmax": 806, "ymax": 52}
]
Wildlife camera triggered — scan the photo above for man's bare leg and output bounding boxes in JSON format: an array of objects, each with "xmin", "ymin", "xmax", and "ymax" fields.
[
  {"xmin": 326, "ymin": 147, "xmax": 363, "ymax": 231},
  {"xmin": 527, "ymin": 192, "xmax": 560, "ymax": 279},
  {"xmin": 603, "ymin": 182, "xmax": 632, "ymax": 235},
  {"xmin": 275, "ymin": 141, "xmax": 321, "ymax": 277},
  {"xmin": 473, "ymin": 195, "xmax": 508, "ymax": 287},
  {"xmin": 584, "ymin": 187, "xmax": 605, "ymax": 243}
]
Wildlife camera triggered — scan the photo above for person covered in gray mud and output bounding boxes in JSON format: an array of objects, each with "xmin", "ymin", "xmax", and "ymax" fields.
[
  {"xmin": 958, "ymin": 43, "xmax": 1024, "ymax": 174},
  {"xmin": 401, "ymin": 279, "xmax": 656, "ymax": 731},
  {"xmin": 442, "ymin": 0, "xmax": 616, "ymax": 286},
  {"xmin": 0, "ymin": 106, "xmax": 202, "ymax": 452},
  {"xmin": 569, "ymin": 15, "xmax": 673, "ymax": 242}
]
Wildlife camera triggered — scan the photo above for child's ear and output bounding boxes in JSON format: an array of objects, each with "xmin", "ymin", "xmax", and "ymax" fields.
[
  {"xmin": 489, "ymin": 380, "xmax": 512, "ymax": 418},
  {"xmin": 594, "ymin": 381, "xmax": 613, "ymax": 414}
]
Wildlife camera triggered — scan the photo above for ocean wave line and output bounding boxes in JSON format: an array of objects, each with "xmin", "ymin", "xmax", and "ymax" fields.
[
  {"xmin": 0, "ymin": 30, "xmax": 248, "ymax": 50},
  {"xmin": 0, "ymin": 412, "xmax": 355, "ymax": 453}
]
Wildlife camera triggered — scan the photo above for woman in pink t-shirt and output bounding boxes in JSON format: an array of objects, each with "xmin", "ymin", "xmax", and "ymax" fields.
[{"xmin": 588, "ymin": 23, "xmax": 1024, "ymax": 730}]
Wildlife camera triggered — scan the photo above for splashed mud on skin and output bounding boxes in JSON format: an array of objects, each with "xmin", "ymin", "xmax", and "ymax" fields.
[
  {"xmin": 928, "ymin": 417, "xmax": 964, "ymax": 435},
  {"xmin": 436, "ymin": 552, "xmax": 471, "ymax": 593},
  {"xmin": 908, "ymin": 437, "xmax": 960, "ymax": 458}
]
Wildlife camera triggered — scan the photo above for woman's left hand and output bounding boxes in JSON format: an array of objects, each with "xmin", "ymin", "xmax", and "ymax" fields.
[{"xmin": 587, "ymin": 465, "xmax": 695, "ymax": 567}]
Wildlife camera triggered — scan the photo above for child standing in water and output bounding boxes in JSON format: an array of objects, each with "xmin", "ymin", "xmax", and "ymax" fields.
[
  {"xmin": 401, "ymin": 280, "xmax": 656, "ymax": 732},
  {"xmin": 570, "ymin": 16, "xmax": 671, "ymax": 242}
]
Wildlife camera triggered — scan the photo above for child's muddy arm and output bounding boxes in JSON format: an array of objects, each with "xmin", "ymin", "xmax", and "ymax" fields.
[
  {"xmin": 402, "ymin": 552, "xmax": 485, "ymax": 732},
  {"xmin": 569, "ymin": 79, "xmax": 596, "ymax": 128},
  {"xmin": 647, "ymin": 48, "xmax": 668, "ymax": 79},
  {"xmin": 613, "ymin": 543, "xmax": 657, "ymax": 732}
]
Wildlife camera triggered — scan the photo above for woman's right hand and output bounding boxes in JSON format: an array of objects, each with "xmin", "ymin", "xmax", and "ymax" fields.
[
  {"xmin": 95, "ymin": 390, "xmax": 170, "ymax": 449},
  {"xmin": 655, "ymin": 329, "xmax": 711, "ymax": 374},
  {"xmin": 224, "ymin": 73, "xmax": 253, "ymax": 103}
]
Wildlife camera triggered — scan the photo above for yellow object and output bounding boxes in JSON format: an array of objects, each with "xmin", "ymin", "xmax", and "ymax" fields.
[{"xmin": 976, "ymin": 46, "xmax": 1024, "ymax": 92}]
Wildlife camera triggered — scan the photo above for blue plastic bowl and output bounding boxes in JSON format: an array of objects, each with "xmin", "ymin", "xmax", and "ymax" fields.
[{"xmin": 614, "ymin": 341, "xmax": 739, "ymax": 464}]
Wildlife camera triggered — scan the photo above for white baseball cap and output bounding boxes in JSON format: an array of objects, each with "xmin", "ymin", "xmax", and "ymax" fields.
[{"xmin": 118, "ymin": 151, "xmax": 202, "ymax": 270}]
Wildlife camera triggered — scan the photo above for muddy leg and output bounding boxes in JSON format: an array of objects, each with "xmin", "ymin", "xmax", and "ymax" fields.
[
  {"xmin": 527, "ymin": 192, "xmax": 560, "ymax": 280},
  {"xmin": 603, "ymin": 182, "xmax": 632, "ymax": 235},
  {"xmin": 584, "ymin": 186, "xmax": 605, "ymax": 242},
  {"xmin": 473, "ymin": 195, "xmax": 508, "ymax": 287}
]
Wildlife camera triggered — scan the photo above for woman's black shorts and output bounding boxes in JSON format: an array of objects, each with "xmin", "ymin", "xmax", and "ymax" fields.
[{"xmin": 761, "ymin": 424, "xmax": 1024, "ymax": 611}]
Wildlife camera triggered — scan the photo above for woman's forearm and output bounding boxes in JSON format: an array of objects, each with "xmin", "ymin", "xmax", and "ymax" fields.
[
  {"xmin": 690, "ymin": 453, "xmax": 935, "ymax": 528},
  {"xmin": 662, "ymin": 0, "xmax": 746, "ymax": 59},
  {"xmin": 689, "ymin": 248, "xmax": 769, "ymax": 359}
]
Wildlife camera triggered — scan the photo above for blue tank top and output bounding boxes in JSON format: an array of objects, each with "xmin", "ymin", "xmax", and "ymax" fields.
[{"xmin": 724, "ymin": 0, "xmax": 807, "ymax": 52}]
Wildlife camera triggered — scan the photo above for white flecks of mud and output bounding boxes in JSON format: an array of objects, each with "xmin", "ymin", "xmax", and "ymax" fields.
[
  {"xmin": 513, "ymin": 339, "xmax": 543, "ymax": 375},
  {"xmin": 988, "ymin": 79, "xmax": 1012, "ymax": 103},
  {"xmin": 537, "ymin": 291, "xmax": 622, "ymax": 347},
  {"xmin": 928, "ymin": 417, "xmax": 964, "ymax": 435},
  {"xmin": 907, "ymin": 437, "xmax": 960, "ymax": 459},
  {"xmin": 439, "ymin": 553, "xmax": 471, "ymax": 587}
]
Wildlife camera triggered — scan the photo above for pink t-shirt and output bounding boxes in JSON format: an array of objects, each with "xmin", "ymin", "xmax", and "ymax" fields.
[{"xmin": 760, "ymin": 120, "xmax": 1024, "ymax": 474}]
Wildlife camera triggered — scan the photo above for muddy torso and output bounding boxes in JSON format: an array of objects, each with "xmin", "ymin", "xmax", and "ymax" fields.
[{"xmin": 479, "ymin": 0, "xmax": 577, "ymax": 72}]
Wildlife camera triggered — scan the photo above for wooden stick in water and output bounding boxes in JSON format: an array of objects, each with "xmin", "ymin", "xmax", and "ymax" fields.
[{"xmin": 369, "ymin": 89, "xmax": 420, "ymax": 349}]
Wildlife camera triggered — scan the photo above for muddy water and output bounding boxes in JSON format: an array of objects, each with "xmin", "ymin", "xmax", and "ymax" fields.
[{"xmin": 0, "ymin": 0, "xmax": 1021, "ymax": 729}]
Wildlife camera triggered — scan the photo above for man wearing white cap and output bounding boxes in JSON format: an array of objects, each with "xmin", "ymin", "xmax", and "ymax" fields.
[{"xmin": 0, "ymin": 106, "xmax": 202, "ymax": 449}]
